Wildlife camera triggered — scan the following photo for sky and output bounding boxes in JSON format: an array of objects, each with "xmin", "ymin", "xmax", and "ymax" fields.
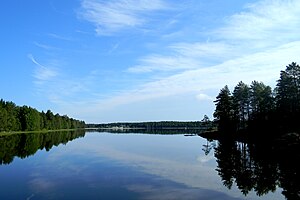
[{"xmin": 1, "ymin": 0, "xmax": 300, "ymax": 123}]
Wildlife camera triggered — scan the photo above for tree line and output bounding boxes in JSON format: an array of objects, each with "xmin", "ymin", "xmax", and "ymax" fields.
[
  {"xmin": 213, "ymin": 62, "xmax": 300, "ymax": 138},
  {"xmin": 88, "ymin": 118, "xmax": 214, "ymax": 131},
  {"xmin": 0, "ymin": 99, "xmax": 85, "ymax": 132}
]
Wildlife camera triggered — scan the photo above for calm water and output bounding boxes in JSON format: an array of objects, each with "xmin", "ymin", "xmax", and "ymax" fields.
[{"xmin": 0, "ymin": 130, "xmax": 290, "ymax": 199}]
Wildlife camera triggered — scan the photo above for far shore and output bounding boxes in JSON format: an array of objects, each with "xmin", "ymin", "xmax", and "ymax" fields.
[{"xmin": 86, "ymin": 127, "xmax": 206, "ymax": 130}]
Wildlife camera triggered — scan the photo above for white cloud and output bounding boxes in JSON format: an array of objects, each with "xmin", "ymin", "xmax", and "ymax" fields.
[
  {"xmin": 80, "ymin": 0, "xmax": 169, "ymax": 35},
  {"xmin": 78, "ymin": 41, "xmax": 300, "ymax": 114},
  {"xmin": 196, "ymin": 94, "xmax": 214, "ymax": 101}
]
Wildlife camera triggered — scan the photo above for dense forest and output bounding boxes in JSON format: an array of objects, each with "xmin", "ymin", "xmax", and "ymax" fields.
[
  {"xmin": 0, "ymin": 99, "xmax": 85, "ymax": 132},
  {"xmin": 213, "ymin": 62, "xmax": 300, "ymax": 139}
]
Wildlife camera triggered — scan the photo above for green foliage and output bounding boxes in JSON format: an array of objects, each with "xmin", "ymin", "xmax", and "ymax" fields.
[
  {"xmin": 213, "ymin": 62, "xmax": 300, "ymax": 137},
  {"xmin": 250, "ymin": 81, "xmax": 274, "ymax": 120},
  {"xmin": 0, "ymin": 99, "xmax": 85, "ymax": 132},
  {"xmin": 213, "ymin": 85, "xmax": 234, "ymax": 131},
  {"xmin": 232, "ymin": 81, "xmax": 250, "ymax": 129},
  {"xmin": 276, "ymin": 62, "xmax": 300, "ymax": 128}
]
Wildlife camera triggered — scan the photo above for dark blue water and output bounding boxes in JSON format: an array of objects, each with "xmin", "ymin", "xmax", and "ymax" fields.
[{"xmin": 0, "ymin": 131, "xmax": 284, "ymax": 199}]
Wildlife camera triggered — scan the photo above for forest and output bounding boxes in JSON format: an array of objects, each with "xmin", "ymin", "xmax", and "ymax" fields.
[
  {"xmin": 213, "ymin": 62, "xmax": 300, "ymax": 139},
  {"xmin": 0, "ymin": 100, "xmax": 85, "ymax": 132}
]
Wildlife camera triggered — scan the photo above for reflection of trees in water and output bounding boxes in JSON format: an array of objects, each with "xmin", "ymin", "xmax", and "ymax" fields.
[
  {"xmin": 0, "ymin": 130, "xmax": 85, "ymax": 165},
  {"xmin": 212, "ymin": 133, "xmax": 300, "ymax": 200},
  {"xmin": 202, "ymin": 139, "xmax": 216, "ymax": 155}
]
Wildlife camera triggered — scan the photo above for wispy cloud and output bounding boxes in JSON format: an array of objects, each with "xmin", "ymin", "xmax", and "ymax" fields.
[
  {"xmin": 34, "ymin": 42, "xmax": 58, "ymax": 51},
  {"xmin": 29, "ymin": 55, "xmax": 97, "ymax": 107},
  {"xmin": 131, "ymin": 1, "xmax": 300, "ymax": 74},
  {"xmin": 28, "ymin": 54, "xmax": 58, "ymax": 81},
  {"xmin": 128, "ymin": 42, "xmax": 238, "ymax": 73},
  {"xmin": 170, "ymin": 42, "xmax": 237, "ymax": 62},
  {"xmin": 83, "ymin": 40, "xmax": 300, "ymax": 116},
  {"xmin": 42, "ymin": 0, "xmax": 300, "ymax": 122},
  {"xmin": 127, "ymin": 54, "xmax": 199, "ymax": 73},
  {"xmin": 217, "ymin": 0, "xmax": 300, "ymax": 48},
  {"xmin": 128, "ymin": 0, "xmax": 300, "ymax": 73},
  {"xmin": 79, "ymin": 0, "xmax": 169, "ymax": 35},
  {"xmin": 47, "ymin": 33, "xmax": 74, "ymax": 41},
  {"xmin": 108, "ymin": 43, "xmax": 120, "ymax": 54},
  {"xmin": 61, "ymin": 0, "xmax": 300, "ymax": 122}
]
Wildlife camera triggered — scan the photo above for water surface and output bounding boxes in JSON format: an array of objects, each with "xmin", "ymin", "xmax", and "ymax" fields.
[{"xmin": 0, "ymin": 131, "xmax": 286, "ymax": 199}]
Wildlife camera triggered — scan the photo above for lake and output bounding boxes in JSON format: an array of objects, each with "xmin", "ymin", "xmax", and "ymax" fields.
[{"xmin": 0, "ymin": 130, "xmax": 294, "ymax": 199}]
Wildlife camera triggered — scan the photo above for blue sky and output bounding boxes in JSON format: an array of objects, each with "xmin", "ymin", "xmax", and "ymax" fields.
[{"xmin": 1, "ymin": 0, "xmax": 300, "ymax": 123}]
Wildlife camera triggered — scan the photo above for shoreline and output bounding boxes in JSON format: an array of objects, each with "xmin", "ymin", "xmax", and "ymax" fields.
[{"xmin": 0, "ymin": 128, "xmax": 84, "ymax": 137}]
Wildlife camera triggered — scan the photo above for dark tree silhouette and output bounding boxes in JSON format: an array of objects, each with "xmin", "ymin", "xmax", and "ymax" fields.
[
  {"xmin": 276, "ymin": 62, "xmax": 300, "ymax": 131},
  {"xmin": 213, "ymin": 85, "xmax": 234, "ymax": 132}
]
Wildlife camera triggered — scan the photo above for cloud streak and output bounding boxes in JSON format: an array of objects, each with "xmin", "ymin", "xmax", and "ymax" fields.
[
  {"xmin": 80, "ymin": 0, "xmax": 169, "ymax": 35},
  {"xmin": 29, "ymin": 55, "xmax": 98, "ymax": 108},
  {"xmin": 28, "ymin": 54, "xmax": 58, "ymax": 81},
  {"xmin": 127, "ymin": 54, "xmax": 199, "ymax": 73}
]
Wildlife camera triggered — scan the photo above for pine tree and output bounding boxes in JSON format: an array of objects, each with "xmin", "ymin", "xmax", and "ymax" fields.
[
  {"xmin": 232, "ymin": 81, "xmax": 250, "ymax": 130},
  {"xmin": 250, "ymin": 81, "xmax": 274, "ymax": 121},
  {"xmin": 276, "ymin": 62, "xmax": 300, "ymax": 130},
  {"xmin": 213, "ymin": 85, "xmax": 234, "ymax": 131}
]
